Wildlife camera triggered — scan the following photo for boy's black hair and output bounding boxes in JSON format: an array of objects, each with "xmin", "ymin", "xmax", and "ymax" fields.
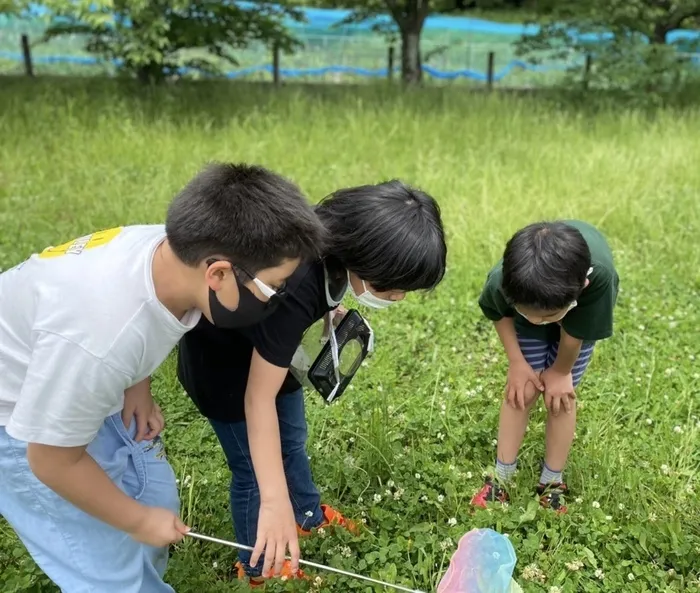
[
  {"xmin": 166, "ymin": 162, "xmax": 325, "ymax": 273},
  {"xmin": 502, "ymin": 221, "xmax": 591, "ymax": 310},
  {"xmin": 315, "ymin": 180, "xmax": 447, "ymax": 293}
]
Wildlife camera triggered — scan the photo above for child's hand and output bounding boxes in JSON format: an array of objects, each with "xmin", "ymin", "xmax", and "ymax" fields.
[
  {"xmin": 506, "ymin": 361, "xmax": 544, "ymax": 410},
  {"xmin": 122, "ymin": 379, "xmax": 164, "ymax": 442},
  {"xmin": 251, "ymin": 497, "xmax": 300, "ymax": 578},
  {"xmin": 130, "ymin": 506, "xmax": 189, "ymax": 547},
  {"xmin": 541, "ymin": 368, "xmax": 575, "ymax": 416},
  {"xmin": 332, "ymin": 305, "xmax": 348, "ymax": 327}
]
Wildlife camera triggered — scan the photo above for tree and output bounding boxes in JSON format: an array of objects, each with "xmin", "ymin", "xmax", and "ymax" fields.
[
  {"xmin": 517, "ymin": 0, "xmax": 700, "ymax": 95},
  {"xmin": 338, "ymin": 0, "xmax": 428, "ymax": 84},
  {"xmin": 40, "ymin": 0, "xmax": 302, "ymax": 84},
  {"xmin": 334, "ymin": 0, "xmax": 530, "ymax": 85},
  {"xmin": 0, "ymin": 0, "xmax": 26, "ymax": 15}
]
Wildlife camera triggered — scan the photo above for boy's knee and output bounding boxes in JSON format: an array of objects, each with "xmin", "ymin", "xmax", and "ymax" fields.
[
  {"xmin": 281, "ymin": 433, "xmax": 307, "ymax": 456},
  {"xmin": 523, "ymin": 381, "xmax": 542, "ymax": 408}
]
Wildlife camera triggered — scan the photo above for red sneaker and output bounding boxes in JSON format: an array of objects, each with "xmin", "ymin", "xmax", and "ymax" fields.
[
  {"xmin": 235, "ymin": 560, "xmax": 307, "ymax": 588},
  {"xmin": 470, "ymin": 477, "xmax": 510, "ymax": 509},
  {"xmin": 537, "ymin": 482, "xmax": 568, "ymax": 514},
  {"xmin": 297, "ymin": 504, "xmax": 359, "ymax": 536}
]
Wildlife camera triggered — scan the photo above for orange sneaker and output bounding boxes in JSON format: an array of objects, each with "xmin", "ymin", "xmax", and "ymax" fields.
[
  {"xmin": 297, "ymin": 504, "xmax": 359, "ymax": 536},
  {"xmin": 235, "ymin": 560, "xmax": 306, "ymax": 588}
]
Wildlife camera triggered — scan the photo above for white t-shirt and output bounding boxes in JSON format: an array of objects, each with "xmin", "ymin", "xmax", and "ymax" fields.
[{"xmin": 0, "ymin": 225, "xmax": 201, "ymax": 447}]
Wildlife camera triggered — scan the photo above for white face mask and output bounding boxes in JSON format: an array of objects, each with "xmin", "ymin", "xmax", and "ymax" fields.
[{"xmin": 347, "ymin": 271, "xmax": 395, "ymax": 310}]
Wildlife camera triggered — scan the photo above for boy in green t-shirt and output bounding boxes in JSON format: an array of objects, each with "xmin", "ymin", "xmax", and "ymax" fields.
[{"xmin": 472, "ymin": 220, "xmax": 619, "ymax": 513}]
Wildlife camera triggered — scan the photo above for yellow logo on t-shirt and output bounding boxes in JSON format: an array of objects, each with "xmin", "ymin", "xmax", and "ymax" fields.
[{"xmin": 39, "ymin": 227, "xmax": 123, "ymax": 259}]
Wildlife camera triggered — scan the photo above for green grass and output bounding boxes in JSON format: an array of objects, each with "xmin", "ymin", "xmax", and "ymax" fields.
[{"xmin": 1, "ymin": 77, "xmax": 699, "ymax": 593}]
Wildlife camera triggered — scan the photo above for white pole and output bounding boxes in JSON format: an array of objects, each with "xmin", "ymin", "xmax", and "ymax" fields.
[{"xmin": 185, "ymin": 531, "xmax": 427, "ymax": 593}]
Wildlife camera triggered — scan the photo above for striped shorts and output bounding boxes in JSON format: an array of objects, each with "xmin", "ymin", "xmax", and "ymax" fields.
[{"xmin": 517, "ymin": 334, "xmax": 595, "ymax": 387}]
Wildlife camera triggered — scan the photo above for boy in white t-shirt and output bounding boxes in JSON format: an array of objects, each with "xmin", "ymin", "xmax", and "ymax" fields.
[{"xmin": 0, "ymin": 162, "xmax": 325, "ymax": 593}]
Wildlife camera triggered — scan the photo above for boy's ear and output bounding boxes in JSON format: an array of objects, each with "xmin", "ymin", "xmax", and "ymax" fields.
[{"xmin": 584, "ymin": 278, "xmax": 590, "ymax": 289}]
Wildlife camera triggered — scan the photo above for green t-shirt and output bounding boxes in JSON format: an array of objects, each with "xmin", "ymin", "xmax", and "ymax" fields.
[{"xmin": 478, "ymin": 220, "xmax": 619, "ymax": 342}]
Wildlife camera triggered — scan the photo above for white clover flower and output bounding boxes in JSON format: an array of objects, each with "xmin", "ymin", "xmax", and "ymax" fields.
[
  {"xmin": 415, "ymin": 473, "xmax": 421, "ymax": 480},
  {"xmin": 521, "ymin": 564, "xmax": 546, "ymax": 583},
  {"xmin": 606, "ymin": 515, "xmax": 613, "ymax": 521},
  {"xmin": 448, "ymin": 517, "xmax": 457, "ymax": 527},
  {"xmin": 466, "ymin": 472, "xmax": 473, "ymax": 479},
  {"xmin": 646, "ymin": 418, "xmax": 653, "ymax": 425},
  {"xmin": 595, "ymin": 569, "xmax": 605, "ymax": 580},
  {"xmin": 387, "ymin": 480, "xmax": 395, "ymax": 488},
  {"xmin": 212, "ymin": 561, "xmax": 218, "ymax": 569},
  {"xmin": 674, "ymin": 425, "xmax": 683, "ymax": 434},
  {"xmin": 649, "ymin": 512, "xmax": 658, "ymax": 522},
  {"xmin": 565, "ymin": 560, "xmax": 584, "ymax": 571},
  {"xmin": 437, "ymin": 494, "xmax": 445, "ymax": 503},
  {"xmin": 439, "ymin": 538, "xmax": 453, "ymax": 551},
  {"xmin": 592, "ymin": 501, "xmax": 601, "ymax": 509},
  {"xmin": 618, "ymin": 503, "xmax": 625, "ymax": 510},
  {"xmin": 628, "ymin": 573, "xmax": 635, "ymax": 581},
  {"xmin": 661, "ymin": 464, "xmax": 670, "ymax": 474},
  {"xmin": 373, "ymin": 494, "xmax": 382, "ymax": 503}
]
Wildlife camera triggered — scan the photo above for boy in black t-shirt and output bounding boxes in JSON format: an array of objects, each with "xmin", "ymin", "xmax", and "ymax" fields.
[
  {"xmin": 472, "ymin": 221, "xmax": 619, "ymax": 513},
  {"xmin": 177, "ymin": 180, "xmax": 447, "ymax": 586}
]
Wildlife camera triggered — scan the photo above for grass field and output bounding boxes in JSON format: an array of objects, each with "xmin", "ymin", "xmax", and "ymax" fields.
[{"xmin": 0, "ymin": 77, "xmax": 699, "ymax": 593}]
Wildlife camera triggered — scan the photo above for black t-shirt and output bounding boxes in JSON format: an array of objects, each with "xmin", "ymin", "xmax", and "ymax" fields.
[{"xmin": 177, "ymin": 261, "xmax": 331, "ymax": 422}]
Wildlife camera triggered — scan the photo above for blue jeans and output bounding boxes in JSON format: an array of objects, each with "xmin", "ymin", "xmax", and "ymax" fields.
[
  {"xmin": 0, "ymin": 413, "xmax": 179, "ymax": 593},
  {"xmin": 209, "ymin": 389, "xmax": 324, "ymax": 577}
]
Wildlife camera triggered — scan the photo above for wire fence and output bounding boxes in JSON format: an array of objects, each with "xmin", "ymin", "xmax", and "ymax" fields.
[
  {"xmin": 2, "ymin": 11, "xmax": 698, "ymax": 87},
  {"xmin": 0, "ymin": 14, "xmax": 587, "ymax": 87}
]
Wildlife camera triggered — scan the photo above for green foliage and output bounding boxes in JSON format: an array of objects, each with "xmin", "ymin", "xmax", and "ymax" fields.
[
  {"xmin": 40, "ymin": 0, "xmax": 303, "ymax": 83},
  {"xmin": 517, "ymin": 0, "xmax": 700, "ymax": 100},
  {"xmin": 1, "ymin": 78, "xmax": 700, "ymax": 592},
  {"xmin": 0, "ymin": 0, "xmax": 27, "ymax": 16}
]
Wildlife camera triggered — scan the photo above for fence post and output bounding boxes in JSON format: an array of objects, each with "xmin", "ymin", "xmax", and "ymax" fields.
[
  {"xmin": 21, "ymin": 34, "xmax": 33, "ymax": 77},
  {"xmin": 486, "ymin": 51, "xmax": 495, "ymax": 90},
  {"xmin": 272, "ymin": 42, "xmax": 280, "ymax": 86},
  {"xmin": 582, "ymin": 54, "xmax": 592, "ymax": 90},
  {"xmin": 387, "ymin": 45, "xmax": 394, "ymax": 81}
]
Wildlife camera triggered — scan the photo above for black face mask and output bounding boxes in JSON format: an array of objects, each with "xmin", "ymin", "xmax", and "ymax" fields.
[{"xmin": 208, "ymin": 275, "xmax": 283, "ymax": 330}]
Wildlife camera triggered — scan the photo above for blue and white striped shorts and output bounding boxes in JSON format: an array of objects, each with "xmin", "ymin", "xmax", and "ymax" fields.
[{"xmin": 517, "ymin": 334, "xmax": 595, "ymax": 387}]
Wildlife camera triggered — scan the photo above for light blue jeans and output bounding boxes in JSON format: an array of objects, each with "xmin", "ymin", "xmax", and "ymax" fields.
[{"xmin": 0, "ymin": 412, "xmax": 180, "ymax": 593}]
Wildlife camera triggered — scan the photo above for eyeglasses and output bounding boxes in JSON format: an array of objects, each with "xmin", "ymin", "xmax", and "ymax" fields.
[{"xmin": 206, "ymin": 259, "xmax": 287, "ymax": 302}]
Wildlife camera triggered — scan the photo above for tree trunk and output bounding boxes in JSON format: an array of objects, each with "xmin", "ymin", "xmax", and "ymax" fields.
[
  {"xmin": 651, "ymin": 22, "xmax": 669, "ymax": 45},
  {"xmin": 400, "ymin": 26, "xmax": 423, "ymax": 85}
]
